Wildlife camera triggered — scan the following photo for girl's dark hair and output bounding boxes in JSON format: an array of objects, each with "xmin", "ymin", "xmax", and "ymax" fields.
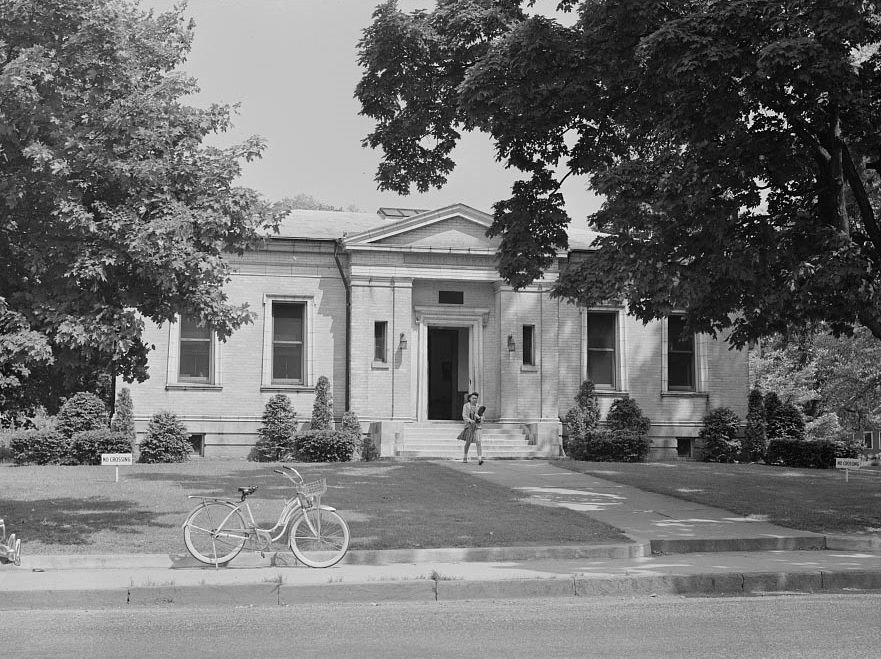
[{"xmin": 469, "ymin": 392, "xmax": 479, "ymax": 398}]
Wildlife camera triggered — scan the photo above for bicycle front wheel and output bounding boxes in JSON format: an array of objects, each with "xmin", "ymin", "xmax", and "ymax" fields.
[
  {"xmin": 289, "ymin": 508, "xmax": 350, "ymax": 568},
  {"xmin": 184, "ymin": 502, "xmax": 248, "ymax": 566}
]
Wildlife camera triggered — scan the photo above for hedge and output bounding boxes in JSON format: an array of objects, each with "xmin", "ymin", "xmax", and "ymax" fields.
[
  {"xmin": 568, "ymin": 429, "xmax": 650, "ymax": 463},
  {"xmin": 765, "ymin": 438, "xmax": 860, "ymax": 469}
]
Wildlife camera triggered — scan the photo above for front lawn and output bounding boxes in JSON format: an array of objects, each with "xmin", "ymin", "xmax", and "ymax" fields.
[
  {"xmin": 553, "ymin": 459, "xmax": 881, "ymax": 535},
  {"xmin": 0, "ymin": 460, "xmax": 628, "ymax": 554}
]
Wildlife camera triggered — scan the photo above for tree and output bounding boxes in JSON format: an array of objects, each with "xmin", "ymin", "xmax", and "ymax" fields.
[
  {"xmin": 754, "ymin": 326, "xmax": 881, "ymax": 430},
  {"xmin": 0, "ymin": 0, "xmax": 286, "ymax": 414},
  {"xmin": 357, "ymin": 1, "xmax": 881, "ymax": 346}
]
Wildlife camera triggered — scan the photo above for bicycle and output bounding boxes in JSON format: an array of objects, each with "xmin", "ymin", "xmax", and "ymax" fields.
[{"xmin": 182, "ymin": 465, "xmax": 350, "ymax": 568}]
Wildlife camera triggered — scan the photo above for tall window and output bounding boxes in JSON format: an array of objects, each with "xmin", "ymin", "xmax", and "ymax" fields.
[
  {"xmin": 178, "ymin": 315, "xmax": 212, "ymax": 383},
  {"xmin": 272, "ymin": 302, "xmax": 305, "ymax": 384},
  {"xmin": 864, "ymin": 431, "xmax": 873, "ymax": 449},
  {"xmin": 587, "ymin": 312, "xmax": 616, "ymax": 388},
  {"xmin": 522, "ymin": 325, "xmax": 536, "ymax": 366},
  {"xmin": 374, "ymin": 321, "xmax": 388, "ymax": 363},
  {"xmin": 668, "ymin": 315, "xmax": 695, "ymax": 391}
]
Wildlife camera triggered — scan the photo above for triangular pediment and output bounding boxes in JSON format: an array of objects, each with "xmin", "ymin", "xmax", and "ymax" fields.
[{"xmin": 342, "ymin": 204, "xmax": 499, "ymax": 251}]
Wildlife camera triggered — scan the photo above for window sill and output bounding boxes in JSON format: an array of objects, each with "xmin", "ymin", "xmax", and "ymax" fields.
[
  {"xmin": 661, "ymin": 391, "xmax": 708, "ymax": 398},
  {"xmin": 594, "ymin": 389, "xmax": 626, "ymax": 397},
  {"xmin": 261, "ymin": 384, "xmax": 313, "ymax": 392},
  {"xmin": 520, "ymin": 365, "xmax": 538, "ymax": 373},
  {"xmin": 372, "ymin": 361, "xmax": 390, "ymax": 370},
  {"xmin": 166, "ymin": 383, "xmax": 222, "ymax": 391}
]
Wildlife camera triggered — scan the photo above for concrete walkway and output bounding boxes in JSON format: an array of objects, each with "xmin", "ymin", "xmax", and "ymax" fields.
[{"xmin": 2, "ymin": 460, "xmax": 880, "ymax": 609}]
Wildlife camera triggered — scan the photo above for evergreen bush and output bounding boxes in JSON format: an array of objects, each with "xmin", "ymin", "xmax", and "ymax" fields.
[
  {"xmin": 70, "ymin": 430, "xmax": 133, "ymax": 465},
  {"xmin": 764, "ymin": 392, "xmax": 784, "ymax": 439},
  {"xmin": 340, "ymin": 410, "xmax": 370, "ymax": 461},
  {"xmin": 310, "ymin": 376, "xmax": 334, "ymax": 430},
  {"xmin": 775, "ymin": 402, "xmax": 806, "ymax": 441},
  {"xmin": 606, "ymin": 395, "xmax": 651, "ymax": 435},
  {"xmin": 9, "ymin": 429, "xmax": 68, "ymax": 465},
  {"xmin": 742, "ymin": 389, "xmax": 767, "ymax": 462},
  {"xmin": 56, "ymin": 392, "xmax": 109, "ymax": 439},
  {"xmin": 295, "ymin": 429, "xmax": 356, "ymax": 463},
  {"xmin": 564, "ymin": 380, "xmax": 600, "ymax": 455},
  {"xmin": 110, "ymin": 387, "xmax": 136, "ymax": 441},
  {"xmin": 138, "ymin": 411, "xmax": 191, "ymax": 463},
  {"xmin": 254, "ymin": 394, "xmax": 298, "ymax": 462},
  {"xmin": 699, "ymin": 407, "xmax": 742, "ymax": 463}
]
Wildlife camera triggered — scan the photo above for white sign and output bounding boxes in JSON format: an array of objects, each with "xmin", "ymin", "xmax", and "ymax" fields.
[
  {"xmin": 101, "ymin": 453, "xmax": 133, "ymax": 465},
  {"xmin": 836, "ymin": 458, "xmax": 861, "ymax": 469}
]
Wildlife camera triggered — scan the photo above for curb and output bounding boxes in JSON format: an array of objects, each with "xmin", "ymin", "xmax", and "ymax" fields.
[
  {"xmin": 4, "ymin": 569, "xmax": 881, "ymax": 610},
  {"xmin": 17, "ymin": 543, "xmax": 649, "ymax": 571}
]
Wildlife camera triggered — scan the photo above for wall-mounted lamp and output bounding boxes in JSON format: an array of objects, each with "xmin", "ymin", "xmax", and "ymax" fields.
[
  {"xmin": 399, "ymin": 332, "xmax": 408, "ymax": 350},
  {"xmin": 507, "ymin": 335, "xmax": 516, "ymax": 352}
]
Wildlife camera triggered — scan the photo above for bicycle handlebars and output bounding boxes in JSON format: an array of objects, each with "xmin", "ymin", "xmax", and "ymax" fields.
[{"xmin": 273, "ymin": 466, "xmax": 304, "ymax": 485}]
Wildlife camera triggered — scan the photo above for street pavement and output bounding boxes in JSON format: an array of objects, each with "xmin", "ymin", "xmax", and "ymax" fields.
[{"xmin": 1, "ymin": 459, "xmax": 880, "ymax": 609}]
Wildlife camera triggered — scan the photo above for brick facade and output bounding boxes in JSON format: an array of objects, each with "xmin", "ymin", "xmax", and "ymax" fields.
[{"xmin": 123, "ymin": 204, "xmax": 750, "ymax": 459}]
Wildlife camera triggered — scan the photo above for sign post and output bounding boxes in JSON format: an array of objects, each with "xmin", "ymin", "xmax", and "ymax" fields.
[
  {"xmin": 101, "ymin": 453, "xmax": 133, "ymax": 482},
  {"xmin": 835, "ymin": 457, "xmax": 861, "ymax": 482}
]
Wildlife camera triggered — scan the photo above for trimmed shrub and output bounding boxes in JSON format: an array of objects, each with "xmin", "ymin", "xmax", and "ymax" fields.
[
  {"xmin": 139, "ymin": 411, "xmax": 191, "ymax": 463},
  {"xmin": 699, "ymin": 407, "xmax": 742, "ymax": 463},
  {"xmin": 568, "ymin": 429, "xmax": 650, "ymax": 462},
  {"xmin": 254, "ymin": 394, "xmax": 298, "ymax": 462},
  {"xmin": 310, "ymin": 376, "xmax": 334, "ymax": 431},
  {"xmin": 56, "ymin": 392, "xmax": 109, "ymax": 439},
  {"xmin": 110, "ymin": 387, "xmax": 136, "ymax": 441},
  {"xmin": 9, "ymin": 429, "xmax": 68, "ymax": 465},
  {"xmin": 742, "ymin": 389, "xmax": 767, "ymax": 462},
  {"xmin": 765, "ymin": 438, "xmax": 847, "ymax": 468},
  {"xmin": 763, "ymin": 392, "xmax": 783, "ymax": 439},
  {"xmin": 564, "ymin": 380, "xmax": 600, "ymax": 455},
  {"xmin": 295, "ymin": 430, "xmax": 356, "ymax": 463},
  {"xmin": 70, "ymin": 430, "xmax": 133, "ymax": 466},
  {"xmin": 606, "ymin": 395, "xmax": 651, "ymax": 435}
]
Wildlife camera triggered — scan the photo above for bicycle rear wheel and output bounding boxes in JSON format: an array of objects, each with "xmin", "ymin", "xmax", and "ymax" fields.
[
  {"xmin": 184, "ymin": 502, "xmax": 248, "ymax": 566},
  {"xmin": 289, "ymin": 509, "xmax": 350, "ymax": 568}
]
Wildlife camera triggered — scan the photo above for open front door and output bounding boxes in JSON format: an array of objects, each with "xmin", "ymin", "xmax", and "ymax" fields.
[{"xmin": 427, "ymin": 327, "xmax": 470, "ymax": 420}]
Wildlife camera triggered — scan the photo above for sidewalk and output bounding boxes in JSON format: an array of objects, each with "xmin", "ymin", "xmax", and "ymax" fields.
[{"xmin": 2, "ymin": 460, "xmax": 880, "ymax": 609}]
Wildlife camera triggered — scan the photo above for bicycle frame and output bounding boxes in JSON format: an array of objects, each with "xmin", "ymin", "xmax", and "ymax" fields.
[{"xmin": 183, "ymin": 489, "xmax": 335, "ymax": 552}]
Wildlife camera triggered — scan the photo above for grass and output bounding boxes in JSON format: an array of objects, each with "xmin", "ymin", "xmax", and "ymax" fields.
[
  {"xmin": 0, "ymin": 460, "xmax": 628, "ymax": 555},
  {"xmin": 552, "ymin": 459, "xmax": 881, "ymax": 535}
]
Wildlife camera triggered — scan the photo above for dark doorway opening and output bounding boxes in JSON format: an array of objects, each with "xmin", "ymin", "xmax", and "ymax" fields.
[{"xmin": 428, "ymin": 328, "xmax": 468, "ymax": 420}]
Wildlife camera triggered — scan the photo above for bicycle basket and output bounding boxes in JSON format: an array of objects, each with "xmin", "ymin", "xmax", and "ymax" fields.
[{"xmin": 297, "ymin": 478, "xmax": 327, "ymax": 497}]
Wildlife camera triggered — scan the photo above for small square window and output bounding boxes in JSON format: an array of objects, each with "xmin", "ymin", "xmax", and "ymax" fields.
[
  {"xmin": 677, "ymin": 437, "xmax": 692, "ymax": 458},
  {"xmin": 374, "ymin": 321, "xmax": 388, "ymax": 363}
]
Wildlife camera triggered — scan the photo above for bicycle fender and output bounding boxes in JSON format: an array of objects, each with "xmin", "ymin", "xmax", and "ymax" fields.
[{"xmin": 317, "ymin": 504, "xmax": 337, "ymax": 512}]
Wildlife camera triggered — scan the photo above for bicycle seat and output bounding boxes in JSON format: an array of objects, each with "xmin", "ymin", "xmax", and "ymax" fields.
[{"xmin": 238, "ymin": 486, "xmax": 258, "ymax": 500}]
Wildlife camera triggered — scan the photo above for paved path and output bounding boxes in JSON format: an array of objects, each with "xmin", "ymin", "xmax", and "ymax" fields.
[
  {"xmin": 2, "ymin": 459, "xmax": 880, "ymax": 609},
  {"xmin": 442, "ymin": 460, "xmax": 826, "ymax": 553}
]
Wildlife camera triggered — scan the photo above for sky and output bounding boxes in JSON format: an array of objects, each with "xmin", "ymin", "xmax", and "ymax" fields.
[{"xmin": 142, "ymin": 0, "xmax": 602, "ymax": 222}]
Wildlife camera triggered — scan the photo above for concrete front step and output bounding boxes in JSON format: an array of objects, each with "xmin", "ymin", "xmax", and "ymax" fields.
[{"xmin": 390, "ymin": 423, "xmax": 538, "ymax": 458}]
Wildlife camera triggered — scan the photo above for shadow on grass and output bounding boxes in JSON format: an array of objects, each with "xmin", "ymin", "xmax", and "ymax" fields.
[
  {"xmin": 2, "ymin": 497, "xmax": 170, "ymax": 547},
  {"xmin": 123, "ymin": 464, "xmax": 338, "ymax": 502}
]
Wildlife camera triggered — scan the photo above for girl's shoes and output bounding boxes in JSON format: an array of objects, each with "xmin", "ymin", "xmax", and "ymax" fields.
[
  {"xmin": 463, "ymin": 458, "xmax": 468, "ymax": 463},
  {"xmin": 478, "ymin": 459, "xmax": 484, "ymax": 465}
]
